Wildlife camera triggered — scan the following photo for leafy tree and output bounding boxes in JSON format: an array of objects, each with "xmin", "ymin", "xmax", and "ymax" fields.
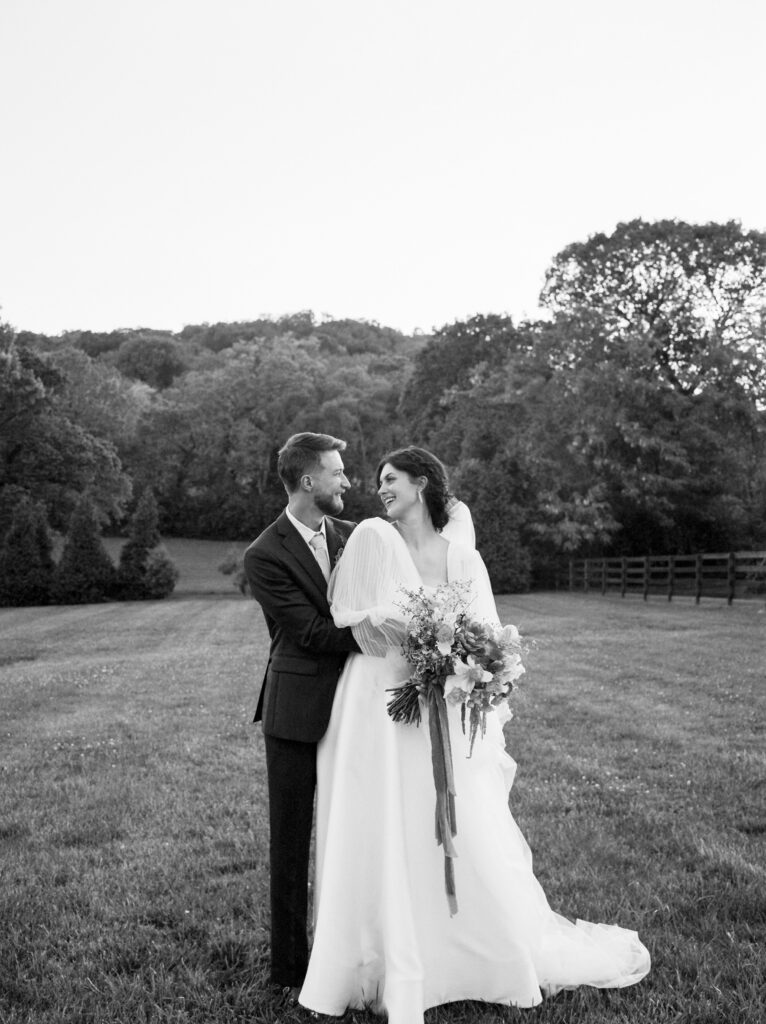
[
  {"xmin": 51, "ymin": 495, "xmax": 116, "ymax": 604},
  {"xmin": 416, "ymin": 318, "xmax": 619, "ymax": 566},
  {"xmin": 455, "ymin": 316, "xmax": 765, "ymax": 558},
  {"xmin": 406, "ymin": 298, "xmax": 766, "ymax": 566},
  {"xmin": 64, "ymin": 329, "xmax": 126, "ymax": 358},
  {"xmin": 0, "ymin": 323, "xmax": 47, "ymax": 420},
  {"xmin": 276, "ymin": 310, "xmax": 316, "ymax": 339},
  {"xmin": 179, "ymin": 319, "xmax": 288, "ymax": 353},
  {"xmin": 313, "ymin": 317, "xmax": 415, "ymax": 356},
  {"xmin": 295, "ymin": 356, "xmax": 410, "ymax": 517},
  {"xmin": 5, "ymin": 413, "xmax": 131, "ymax": 532},
  {"xmin": 130, "ymin": 337, "xmax": 330, "ymax": 537},
  {"xmin": 0, "ymin": 333, "xmax": 46, "ymax": 535},
  {"xmin": 541, "ymin": 218, "xmax": 766, "ymax": 398},
  {"xmin": 0, "ymin": 499, "xmax": 54, "ymax": 606},
  {"xmin": 47, "ymin": 346, "xmax": 148, "ymax": 457},
  {"xmin": 399, "ymin": 315, "xmax": 527, "ymax": 448},
  {"xmin": 117, "ymin": 488, "xmax": 178, "ymax": 599},
  {"xmin": 1, "ymin": 332, "xmax": 132, "ymax": 531},
  {"xmin": 114, "ymin": 333, "xmax": 187, "ymax": 389},
  {"xmin": 539, "ymin": 218, "xmax": 766, "ymax": 553},
  {"xmin": 0, "ymin": 485, "xmax": 32, "ymax": 540},
  {"xmin": 453, "ymin": 454, "xmax": 532, "ymax": 592}
]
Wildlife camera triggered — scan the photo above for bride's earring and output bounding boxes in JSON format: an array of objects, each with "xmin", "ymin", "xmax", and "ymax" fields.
[{"xmin": 417, "ymin": 489, "xmax": 424, "ymax": 504}]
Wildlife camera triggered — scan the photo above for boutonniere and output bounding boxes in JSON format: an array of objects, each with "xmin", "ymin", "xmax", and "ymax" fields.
[{"xmin": 334, "ymin": 545, "xmax": 345, "ymax": 565}]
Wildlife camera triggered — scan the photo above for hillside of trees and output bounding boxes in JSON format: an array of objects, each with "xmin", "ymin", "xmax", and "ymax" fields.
[{"xmin": 3, "ymin": 219, "xmax": 765, "ymax": 595}]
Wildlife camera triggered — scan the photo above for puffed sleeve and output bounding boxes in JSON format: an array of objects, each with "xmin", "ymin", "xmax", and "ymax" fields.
[{"xmin": 328, "ymin": 518, "xmax": 420, "ymax": 657}]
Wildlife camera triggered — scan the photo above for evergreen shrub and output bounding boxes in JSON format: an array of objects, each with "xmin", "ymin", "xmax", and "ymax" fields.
[
  {"xmin": 51, "ymin": 495, "xmax": 116, "ymax": 604},
  {"xmin": 0, "ymin": 499, "xmax": 54, "ymax": 606},
  {"xmin": 116, "ymin": 488, "xmax": 178, "ymax": 600}
]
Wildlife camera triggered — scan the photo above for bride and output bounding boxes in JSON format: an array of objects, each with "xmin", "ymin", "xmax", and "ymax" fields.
[{"xmin": 299, "ymin": 446, "xmax": 650, "ymax": 1022}]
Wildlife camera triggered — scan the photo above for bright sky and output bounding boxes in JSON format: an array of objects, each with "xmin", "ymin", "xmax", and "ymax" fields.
[{"xmin": 2, "ymin": 0, "xmax": 765, "ymax": 337}]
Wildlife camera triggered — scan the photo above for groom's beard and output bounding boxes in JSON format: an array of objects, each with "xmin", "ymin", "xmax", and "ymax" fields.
[{"xmin": 316, "ymin": 493, "xmax": 344, "ymax": 517}]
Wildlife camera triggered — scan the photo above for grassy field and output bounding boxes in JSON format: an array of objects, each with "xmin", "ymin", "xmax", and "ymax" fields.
[{"xmin": 1, "ymin": 558, "xmax": 764, "ymax": 1023}]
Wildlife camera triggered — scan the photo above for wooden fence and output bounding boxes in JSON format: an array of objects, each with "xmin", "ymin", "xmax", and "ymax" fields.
[{"xmin": 562, "ymin": 551, "xmax": 766, "ymax": 604}]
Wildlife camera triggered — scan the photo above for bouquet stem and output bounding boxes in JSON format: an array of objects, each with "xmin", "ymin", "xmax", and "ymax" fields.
[{"xmin": 386, "ymin": 683, "xmax": 422, "ymax": 725}]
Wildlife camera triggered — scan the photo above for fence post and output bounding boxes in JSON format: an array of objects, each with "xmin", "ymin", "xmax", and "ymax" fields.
[
  {"xmin": 695, "ymin": 553, "xmax": 702, "ymax": 604},
  {"xmin": 728, "ymin": 552, "xmax": 736, "ymax": 605},
  {"xmin": 583, "ymin": 559, "xmax": 589, "ymax": 592},
  {"xmin": 668, "ymin": 555, "xmax": 674, "ymax": 602},
  {"xmin": 601, "ymin": 559, "xmax": 607, "ymax": 595},
  {"xmin": 621, "ymin": 556, "xmax": 627, "ymax": 598},
  {"xmin": 568, "ymin": 560, "xmax": 574, "ymax": 592},
  {"xmin": 643, "ymin": 556, "xmax": 650, "ymax": 601}
]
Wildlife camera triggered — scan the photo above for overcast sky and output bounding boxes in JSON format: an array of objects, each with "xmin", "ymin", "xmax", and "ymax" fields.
[{"xmin": 2, "ymin": 0, "xmax": 765, "ymax": 337}]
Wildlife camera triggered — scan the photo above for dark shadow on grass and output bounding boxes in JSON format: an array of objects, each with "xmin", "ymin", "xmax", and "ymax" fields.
[
  {"xmin": 210, "ymin": 859, "xmax": 259, "ymax": 876},
  {"xmin": 0, "ymin": 821, "xmax": 30, "ymax": 843}
]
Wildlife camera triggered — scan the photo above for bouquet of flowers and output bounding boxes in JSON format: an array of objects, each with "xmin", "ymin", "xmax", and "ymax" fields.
[
  {"xmin": 386, "ymin": 581, "xmax": 527, "ymax": 914},
  {"xmin": 387, "ymin": 581, "xmax": 526, "ymax": 752}
]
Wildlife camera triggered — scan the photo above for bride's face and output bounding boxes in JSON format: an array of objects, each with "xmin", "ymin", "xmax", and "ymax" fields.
[{"xmin": 378, "ymin": 462, "xmax": 424, "ymax": 521}]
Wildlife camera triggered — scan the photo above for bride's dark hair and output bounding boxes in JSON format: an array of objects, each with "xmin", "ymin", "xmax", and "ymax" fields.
[{"xmin": 377, "ymin": 446, "xmax": 452, "ymax": 531}]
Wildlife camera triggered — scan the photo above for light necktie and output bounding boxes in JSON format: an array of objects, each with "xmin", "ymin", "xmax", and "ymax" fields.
[{"xmin": 309, "ymin": 532, "xmax": 331, "ymax": 583}]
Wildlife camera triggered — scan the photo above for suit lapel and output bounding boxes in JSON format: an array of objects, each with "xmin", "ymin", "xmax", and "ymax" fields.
[
  {"xmin": 325, "ymin": 518, "xmax": 345, "ymax": 569},
  {"xmin": 277, "ymin": 511, "xmax": 329, "ymax": 598}
]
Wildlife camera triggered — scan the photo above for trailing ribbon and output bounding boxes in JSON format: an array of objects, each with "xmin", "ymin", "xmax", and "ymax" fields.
[{"xmin": 426, "ymin": 685, "xmax": 458, "ymax": 915}]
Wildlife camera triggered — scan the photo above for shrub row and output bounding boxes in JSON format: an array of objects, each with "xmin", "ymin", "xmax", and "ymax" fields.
[{"xmin": 0, "ymin": 489, "xmax": 178, "ymax": 607}]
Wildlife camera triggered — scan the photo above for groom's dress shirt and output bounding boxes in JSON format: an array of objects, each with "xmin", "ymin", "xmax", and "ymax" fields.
[{"xmin": 285, "ymin": 508, "xmax": 329, "ymax": 577}]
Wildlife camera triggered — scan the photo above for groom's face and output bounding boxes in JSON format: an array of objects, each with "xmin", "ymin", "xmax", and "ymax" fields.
[{"xmin": 309, "ymin": 450, "xmax": 350, "ymax": 516}]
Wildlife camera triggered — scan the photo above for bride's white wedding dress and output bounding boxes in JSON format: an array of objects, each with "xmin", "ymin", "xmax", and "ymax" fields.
[{"xmin": 299, "ymin": 512, "xmax": 650, "ymax": 1022}]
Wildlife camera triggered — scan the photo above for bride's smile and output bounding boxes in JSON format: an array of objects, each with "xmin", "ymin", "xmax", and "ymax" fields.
[{"xmin": 378, "ymin": 463, "xmax": 423, "ymax": 520}]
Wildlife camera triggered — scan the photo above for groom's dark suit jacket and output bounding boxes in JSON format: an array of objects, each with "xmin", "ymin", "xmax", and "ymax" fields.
[{"xmin": 244, "ymin": 510, "xmax": 359, "ymax": 742}]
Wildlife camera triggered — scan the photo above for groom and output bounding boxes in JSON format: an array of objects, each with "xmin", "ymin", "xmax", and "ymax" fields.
[{"xmin": 244, "ymin": 432, "xmax": 360, "ymax": 1000}]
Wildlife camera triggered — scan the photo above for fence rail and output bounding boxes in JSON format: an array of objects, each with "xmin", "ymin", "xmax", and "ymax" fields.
[{"xmin": 561, "ymin": 551, "xmax": 766, "ymax": 604}]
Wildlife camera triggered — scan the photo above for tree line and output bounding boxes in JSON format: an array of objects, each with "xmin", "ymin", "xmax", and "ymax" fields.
[{"xmin": 2, "ymin": 218, "xmax": 765, "ymax": 600}]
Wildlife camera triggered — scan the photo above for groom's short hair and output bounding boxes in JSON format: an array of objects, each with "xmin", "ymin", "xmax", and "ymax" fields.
[{"xmin": 278, "ymin": 432, "xmax": 347, "ymax": 493}]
